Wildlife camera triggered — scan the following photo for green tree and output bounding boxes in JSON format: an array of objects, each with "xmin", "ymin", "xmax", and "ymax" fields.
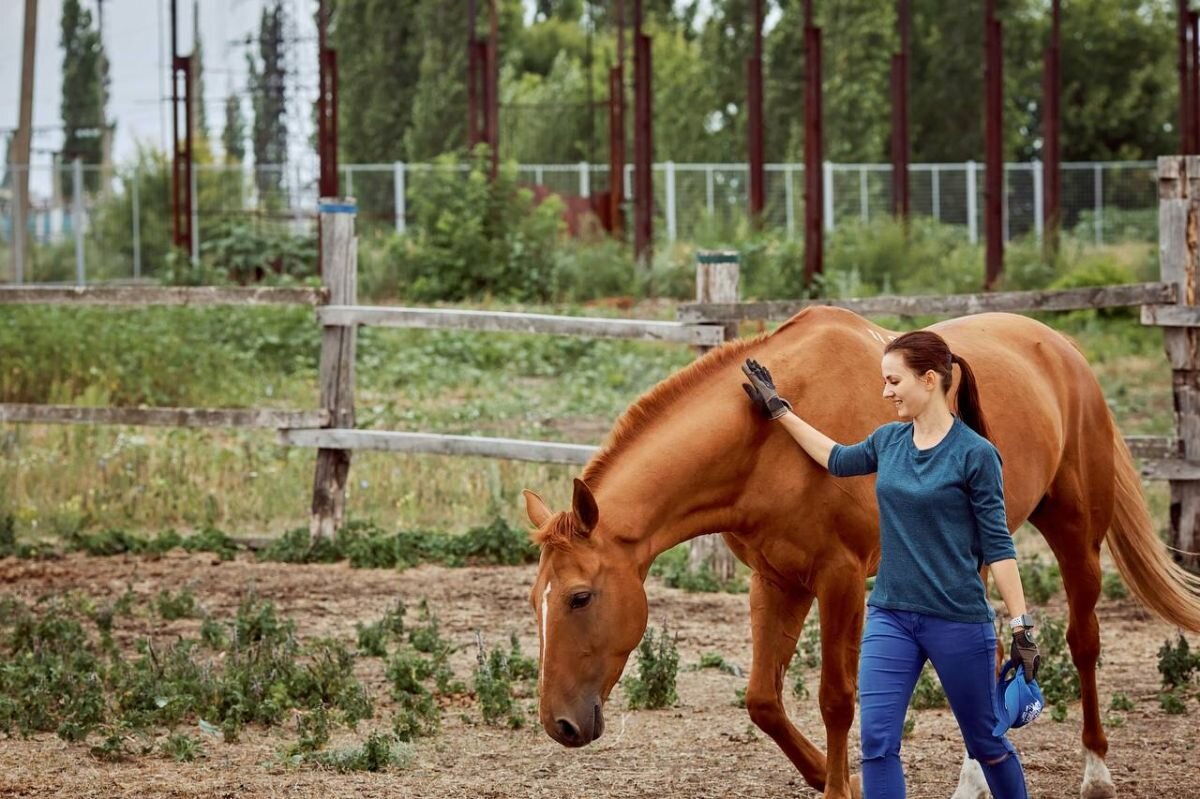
[
  {"xmin": 223, "ymin": 93, "xmax": 247, "ymax": 163},
  {"xmin": 59, "ymin": 0, "xmax": 110, "ymax": 193},
  {"xmin": 404, "ymin": 0, "xmax": 469, "ymax": 160},
  {"xmin": 249, "ymin": 2, "xmax": 287, "ymax": 198}
]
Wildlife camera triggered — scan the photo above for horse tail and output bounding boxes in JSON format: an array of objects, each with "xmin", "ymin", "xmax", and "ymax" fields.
[{"xmin": 1106, "ymin": 418, "xmax": 1200, "ymax": 632}]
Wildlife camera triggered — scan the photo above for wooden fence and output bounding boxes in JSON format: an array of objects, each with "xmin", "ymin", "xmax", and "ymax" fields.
[{"xmin": 3, "ymin": 172, "xmax": 1199, "ymax": 569}]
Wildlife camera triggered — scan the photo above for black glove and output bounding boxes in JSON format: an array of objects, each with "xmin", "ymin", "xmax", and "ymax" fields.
[
  {"xmin": 741, "ymin": 359, "xmax": 793, "ymax": 421},
  {"xmin": 1010, "ymin": 628, "xmax": 1041, "ymax": 682}
]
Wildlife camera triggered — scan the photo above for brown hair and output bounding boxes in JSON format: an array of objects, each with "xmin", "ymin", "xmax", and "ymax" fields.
[{"xmin": 884, "ymin": 330, "xmax": 991, "ymax": 440}]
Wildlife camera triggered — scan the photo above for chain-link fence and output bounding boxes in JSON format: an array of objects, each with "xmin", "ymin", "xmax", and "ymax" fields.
[{"xmin": 0, "ymin": 159, "xmax": 1158, "ymax": 285}]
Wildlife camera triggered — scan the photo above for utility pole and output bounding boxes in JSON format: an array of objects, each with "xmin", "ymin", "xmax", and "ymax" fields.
[{"xmin": 12, "ymin": 0, "xmax": 38, "ymax": 283}]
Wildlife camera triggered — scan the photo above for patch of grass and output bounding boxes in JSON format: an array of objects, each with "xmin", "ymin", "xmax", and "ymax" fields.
[
  {"xmin": 1019, "ymin": 557, "xmax": 1061, "ymax": 605},
  {"xmin": 1110, "ymin": 692, "xmax": 1135, "ymax": 711},
  {"xmin": 155, "ymin": 588, "xmax": 199, "ymax": 620},
  {"xmin": 691, "ymin": 652, "xmax": 743, "ymax": 677},
  {"xmin": 910, "ymin": 665, "xmax": 948, "ymax": 710},
  {"xmin": 1101, "ymin": 570, "xmax": 1128, "ymax": 601},
  {"xmin": 473, "ymin": 634, "xmax": 535, "ymax": 728},
  {"xmin": 160, "ymin": 732, "xmax": 204, "ymax": 762},
  {"xmin": 623, "ymin": 626, "xmax": 679, "ymax": 710},
  {"xmin": 300, "ymin": 731, "xmax": 412, "ymax": 772},
  {"xmin": 356, "ymin": 600, "xmax": 407, "ymax": 658},
  {"xmin": 649, "ymin": 544, "xmax": 748, "ymax": 594}
]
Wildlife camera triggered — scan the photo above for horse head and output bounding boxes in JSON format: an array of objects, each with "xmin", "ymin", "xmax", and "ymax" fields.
[{"xmin": 523, "ymin": 478, "xmax": 648, "ymax": 748}]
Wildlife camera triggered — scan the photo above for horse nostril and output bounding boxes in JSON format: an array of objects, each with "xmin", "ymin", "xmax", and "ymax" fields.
[{"xmin": 556, "ymin": 718, "xmax": 581, "ymax": 743}]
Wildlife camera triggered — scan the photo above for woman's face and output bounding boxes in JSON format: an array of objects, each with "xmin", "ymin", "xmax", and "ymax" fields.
[{"xmin": 880, "ymin": 350, "xmax": 936, "ymax": 419}]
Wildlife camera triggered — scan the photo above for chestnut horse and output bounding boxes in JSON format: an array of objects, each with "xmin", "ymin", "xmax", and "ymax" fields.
[{"xmin": 523, "ymin": 307, "xmax": 1200, "ymax": 799}]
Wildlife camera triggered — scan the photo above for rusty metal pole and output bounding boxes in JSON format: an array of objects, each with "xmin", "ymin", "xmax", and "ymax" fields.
[
  {"xmin": 891, "ymin": 0, "xmax": 910, "ymax": 222},
  {"xmin": 1181, "ymin": 1, "xmax": 1193, "ymax": 153},
  {"xmin": 984, "ymin": 0, "xmax": 1003, "ymax": 290},
  {"xmin": 747, "ymin": 0, "xmax": 765, "ymax": 227},
  {"xmin": 486, "ymin": 0, "xmax": 499, "ymax": 178},
  {"xmin": 1192, "ymin": 12, "xmax": 1200, "ymax": 153},
  {"xmin": 633, "ymin": 0, "xmax": 653, "ymax": 265},
  {"xmin": 169, "ymin": 0, "xmax": 193, "ymax": 254},
  {"xmin": 803, "ymin": 0, "xmax": 823, "ymax": 288},
  {"xmin": 1043, "ymin": 0, "xmax": 1061, "ymax": 257},
  {"xmin": 608, "ymin": 0, "xmax": 626, "ymax": 238}
]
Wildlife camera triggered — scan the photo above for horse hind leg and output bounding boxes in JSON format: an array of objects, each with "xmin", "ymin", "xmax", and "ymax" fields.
[{"xmin": 1031, "ymin": 487, "xmax": 1116, "ymax": 799}]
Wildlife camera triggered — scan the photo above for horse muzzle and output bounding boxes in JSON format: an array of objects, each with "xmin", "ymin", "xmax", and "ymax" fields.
[{"xmin": 545, "ymin": 696, "xmax": 604, "ymax": 747}]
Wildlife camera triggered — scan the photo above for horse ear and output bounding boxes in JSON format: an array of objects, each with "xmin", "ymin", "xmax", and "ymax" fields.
[
  {"xmin": 523, "ymin": 489, "xmax": 553, "ymax": 529},
  {"xmin": 571, "ymin": 478, "xmax": 599, "ymax": 536}
]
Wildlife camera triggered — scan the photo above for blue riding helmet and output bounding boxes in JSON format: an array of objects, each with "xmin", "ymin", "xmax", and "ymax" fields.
[{"xmin": 992, "ymin": 662, "xmax": 1045, "ymax": 736}]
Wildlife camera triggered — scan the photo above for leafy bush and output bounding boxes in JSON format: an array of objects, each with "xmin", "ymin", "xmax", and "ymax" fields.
[
  {"xmin": 193, "ymin": 220, "xmax": 316, "ymax": 285},
  {"xmin": 473, "ymin": 635, "xmax": 535, "ymax": 728},
  {"xmin": 649, "ymin": 544, "xmax": 748, "ymax": 594},
  {"xmin": 1101, "ymin": 570, "xmax": 1128, "ymax": 601},
  {"xmin": 356, "ymin": 600, "xmax": 407, "ymax": 658},
  {"xmin": 1157, "ymin": 635, "xmax": 1198, "ymax": 690},
  {"xmin": 300, "ymin": 731, "xmax": 412, "ymax": 772},
  {"xmin": 396, "ymin": 148, "xmax": 565, "ymax": 301},
  {"xmin": 155, "ymin": 588, "xmax": 199, "ymax": 621},
  {"xmin": 160, "ymin": 732, "xmax": 204, "ymax": 762},
  {"xmin": 1035, "ymin": 616, "xmax": 1080, "ymax": 705},
  {"xmin": 623, "ymin": 626, "xmax": 679, "ymax": 710},
  {"xmin": 1019, "ymin": 558, "xmax": 1061, "ymax": 605},
  {"xmin": 1110, "ymin": 692, "xmax": 1134, "ymax": 711},
  {"xmin": 910, "ymin": 665, "xmax": 948, "ymax": 710}
]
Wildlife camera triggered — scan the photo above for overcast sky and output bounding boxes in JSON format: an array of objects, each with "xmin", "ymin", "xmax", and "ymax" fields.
[{"xmin": 1, "ymin": 0, "xmax": 320, "ymax": 196}]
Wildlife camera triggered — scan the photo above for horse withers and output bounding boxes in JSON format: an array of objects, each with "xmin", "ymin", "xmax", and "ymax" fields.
[{"xmin": 523, "ymin": 307, "xmax": 1200, "ymax": 799}]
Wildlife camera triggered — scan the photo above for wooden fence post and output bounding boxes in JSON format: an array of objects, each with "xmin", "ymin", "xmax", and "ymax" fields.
[
  {"xmin": 688, "ymin": 250, "xmax": 740, "ymax": 582},
  {"xmin": 1157, "ymin": 156, "xmax": 1200, "ymax": 572},
  {"xmin": 310, "ymin": 197, "xmax": 358, "ymax": 541}
]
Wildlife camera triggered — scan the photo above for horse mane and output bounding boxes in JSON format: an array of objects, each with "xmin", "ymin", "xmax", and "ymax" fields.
[{"xmin": 580, "ymin": 332, "xmax": 767, "ymax": 489}]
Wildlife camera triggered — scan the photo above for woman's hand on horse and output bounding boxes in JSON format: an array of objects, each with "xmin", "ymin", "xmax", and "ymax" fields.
[
  {"xmin": 1011, "ymin": 629, "xmax": 1041, "ymax": 682},
  {"xmin": 742, "ymin": 359, "xmax": 793, "ymax": 420}
]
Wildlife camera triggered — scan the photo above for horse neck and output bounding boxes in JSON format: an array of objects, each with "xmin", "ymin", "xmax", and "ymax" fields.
[{"xmin": 588, "ymin": 384, "xmax": 758, "ymax": 571}]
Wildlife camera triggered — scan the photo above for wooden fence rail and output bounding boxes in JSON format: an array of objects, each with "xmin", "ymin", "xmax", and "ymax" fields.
[
  {"xmin": 0, "ymin": 285, "xmax": 327, "ymax": 306},
  {"xmin": 678, "ymin": 281, "xmax": 1176, "ymax": 323},
  {"xmin": 0, "ymin": 404, "xmax": 327, "ymax": 429}
]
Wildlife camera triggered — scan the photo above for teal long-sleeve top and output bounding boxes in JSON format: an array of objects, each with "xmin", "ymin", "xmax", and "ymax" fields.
[{"xmin": 827, "ymin": 416, "xmax": 1016, "ymax": 623}]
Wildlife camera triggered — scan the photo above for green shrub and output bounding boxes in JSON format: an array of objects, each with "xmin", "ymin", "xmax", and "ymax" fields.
[
  {"xmin": 356, "ymin": 600, "xmax": 408, "ymax": 658},
  {"xmin": 1159, "ymin": 690, "xmax": 1188, "ymax": 715},
  {"xmin": 910, "ymin": 665, "xmax": 948, "ymax": 710},
  {"xmin": 1035, "ymin": 616, "xmax": 1081, "ymax": 705},
  {"xmin": 1101, "ymin": 570, "xmax": 1128, "ymax": 601},
  {"xmin": 1157, "ymin": 635, "xmax": 1198, "ymax": 690},
  {"xmin": 1110, "ymin": 692, "xmax": 1135, "ymax": 711},
  {"xmin": 473, "ymin": 638, "xmax": 528, "ymax": 728},
  {"xmin": 623, "ymin": 626, "xmax": 679, "ymax": 710},
  {"xmin": 302, "ymin": 731, "xmax": 412, "ymax": 772},
  {"xmin": 155, "ymin": 588, "xmax": 199, "ymax": 621},
  {"xmin": 1019, "ymin": 558, "xmax": 1061, "ymax": 605},
  {"xmin": 398, "ymin": 148, "xmax": 565, "ymax": 302},
  {"xmin": 649, "ymin": 544, "xmax": 748, "ymax": 593},
  {"xmin": 160, "ymin": 732, "xmax": 204, "ymax": 762}
]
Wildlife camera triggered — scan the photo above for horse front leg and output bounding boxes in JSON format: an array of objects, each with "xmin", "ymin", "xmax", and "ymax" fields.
[
  {"xmin": 815, "ymin": 566, "xmax": 868, "ymax": 799},
  {"xmin": 744, "ymin": 573, "xmax": 832, "ymax": 794}
]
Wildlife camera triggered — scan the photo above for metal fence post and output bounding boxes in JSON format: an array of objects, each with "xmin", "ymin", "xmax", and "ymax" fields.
[
  {"xmin": 579, "ymin": 161, "xmax": 589, "ymax": 197},
  {"xmin": 72, "ymin": 157, "xmax": 85, "ymax": 286},
  {"xmin": 132, "ymin": 165, "xmax": 142, "ymax": 279},
  {"xmin": 823, "ymin": 161, "xmax": 834, "ymax": 232},
  {"xmin": 860, "ymin": 165, "xmax": 869, "ymax": 222},
  {"xmin": 967, "ymin": 160, "xmax": 978, "ymax": 244},
  {"xmin": 12, "ymin": 165, "xmax": 25, "ymax": 284},
  {"xmin": 666, "ymin": 161, "xmax": 677, "ymax": 242},
  {"xmin": 1094, "ymin": 163, "xmax": 1104, "ymax": 245},
  {"xmin": 697, "ymin": 166, "xmax": 709, "ymax": 220},
  {"xmin": 190, "ymin": 162, "xmax": 199, "ymax": 265},
  {"xmin": 932, "ymin": 165, "xmax": 941, "ymax": 222},
  {"xmin": 785, "ymin": 164, "xmax": 796, "ymax": 239},
  {"xmin": 393, "ymin": 161, "xmax": 407, "ymax": 234},
  {"xmin": 1033, "ymin": 161, "xmax": 1044, "ymax": 244}
]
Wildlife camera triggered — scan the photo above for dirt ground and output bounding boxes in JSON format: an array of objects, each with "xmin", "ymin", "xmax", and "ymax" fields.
[{"xmin": 0, "ymin": 551, "xmax": 1197, "ymax": 799}]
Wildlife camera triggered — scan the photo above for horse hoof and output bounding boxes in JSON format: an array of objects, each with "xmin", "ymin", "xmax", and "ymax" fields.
[{"xmin": 1081, "ymin": 751, "xmax": 1116, "ymax": 799}]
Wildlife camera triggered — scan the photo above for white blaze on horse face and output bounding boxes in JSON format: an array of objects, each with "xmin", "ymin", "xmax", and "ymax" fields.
[{"xmin": 539, "ymin": 582, "xmax": 552, "ymax": 712}]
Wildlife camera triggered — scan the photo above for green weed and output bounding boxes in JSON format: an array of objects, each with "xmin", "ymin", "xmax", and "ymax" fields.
[
  {"xmin": 910, "ymin": 665, "xmax": 948, "ymax": 710},
  {"xmin": 155, "ymin": 587, "xmax": 199, "ymax": 620},
  {"xmin": 1157, "ymin": 635, "xmax": 1198, "ymax": 690},
  {"xmin": 623, "ymin": 626, "xmax": 679, "ymax": 710},
  {"xmin": 160, "ymin": 732, "xmax": 204, "ymax": 762},
  {"xmin": 1110, "ymin": 692, "xmax": 1135, "ymax": 711},
  {"xmin": 300, "ymin": 731, "xmax": 413, "ymax": 772}
]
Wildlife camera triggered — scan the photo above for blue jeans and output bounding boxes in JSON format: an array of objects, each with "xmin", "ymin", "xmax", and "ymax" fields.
[{"xmin": 858, "ymin": 606, "xmax": 1028, "ymax": 799}]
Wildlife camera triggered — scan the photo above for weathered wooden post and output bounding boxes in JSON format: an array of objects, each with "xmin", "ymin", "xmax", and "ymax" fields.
[
  {"xmin": 688, "ymin": 250, "xmax": 740, "ymax": 582},
  {"xmin": 310, "ymin": 197, "xmax": 357, "ymax": 541},
  {"xmin": 1152, "ymin": 155, "xmax": 1200, "ymax": 572}
]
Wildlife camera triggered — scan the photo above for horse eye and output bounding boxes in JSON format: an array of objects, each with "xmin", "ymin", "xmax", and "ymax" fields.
[{"xmin": 569, "ymin": 592, "xmax": 593, "ymax": 610}]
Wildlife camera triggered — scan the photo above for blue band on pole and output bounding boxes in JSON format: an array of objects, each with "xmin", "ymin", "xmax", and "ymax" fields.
[{"xmin": 318, "ymin": 202, "xmax": 357, "ymax": 214}]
